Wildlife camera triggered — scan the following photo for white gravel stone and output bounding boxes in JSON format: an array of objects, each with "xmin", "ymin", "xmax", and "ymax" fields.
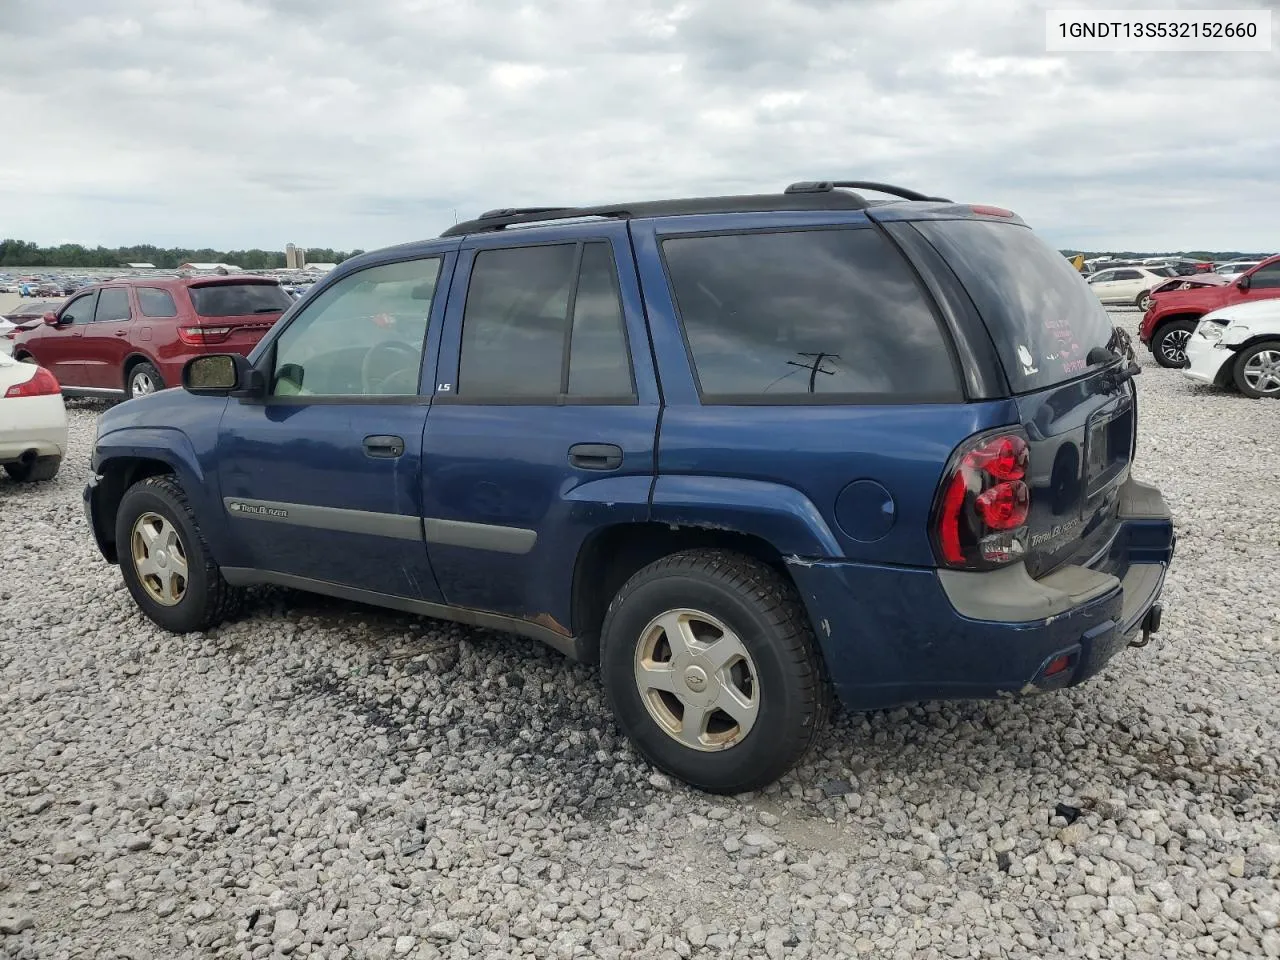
[{"xmin": 1, "ymin": 324, "xmax": 1278, "ymax": 959}]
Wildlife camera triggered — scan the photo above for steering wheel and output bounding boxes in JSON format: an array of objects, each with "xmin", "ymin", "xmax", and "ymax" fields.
[{"xmin": 361, "ymin": 340, "xmax": 420, "ymax": 395}]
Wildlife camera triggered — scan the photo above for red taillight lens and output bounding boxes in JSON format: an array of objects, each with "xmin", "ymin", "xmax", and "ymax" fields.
[
  {"xmin": 178, "ymin": 326, "xmax": 232, "ymax": 345},
  {"xmin": 5, "ymin": 365, "xmax": 60, "ymax": 398},
  {"xmin": 932, "ymin": 430, "xmax": 1031, "ymax": 570},
  {"xmin": 975, "ymin": 481, "xmax": 1030, "ymax": 530}
]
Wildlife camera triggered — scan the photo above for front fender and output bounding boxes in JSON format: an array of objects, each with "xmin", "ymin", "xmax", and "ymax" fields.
[
  {"xmin": 90, "ymin": 426, "xmax": 232, "ymax": 565},
  {"xmin": 650, "ymin": 475, "xmax": 842, "ymax": 558}
]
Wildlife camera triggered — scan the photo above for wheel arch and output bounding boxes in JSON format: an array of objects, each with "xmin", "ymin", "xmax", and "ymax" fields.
[{"xmin": 121, "ymin": 352, "xmax": 161, "ymax": 390}]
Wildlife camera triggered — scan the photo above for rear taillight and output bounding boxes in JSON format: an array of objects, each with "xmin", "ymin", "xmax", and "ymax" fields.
[
  {"xmin": 5, "ymin": 365, "xmax": 60, "ymax": 398},
  {"xmin": 932, "ymin": 429, "xmax": 1030, "ymax": 570},
  {"xmin": 178, "ymin": 326, "xmax": 232, "ymax": 345}
]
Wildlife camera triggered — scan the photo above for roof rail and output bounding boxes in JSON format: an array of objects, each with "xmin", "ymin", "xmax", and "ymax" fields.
[
  {"xmin": 784, "ymin": 181, "xmax": 951, "ymax": 203},
  {"xmin": 441, "ymin": 189, "xmax": 872, "ymax": 238}
]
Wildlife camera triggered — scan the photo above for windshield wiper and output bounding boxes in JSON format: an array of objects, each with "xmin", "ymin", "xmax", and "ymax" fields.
[{"xmin": 1087, "ymin": 345, "xmax": 1141, "ymax": 388}]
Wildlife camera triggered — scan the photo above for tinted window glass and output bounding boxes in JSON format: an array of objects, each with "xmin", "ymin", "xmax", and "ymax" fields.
[
  {"xmin": 270, "ymin": 258, "xmax": 441, "ymax": 397},
  {"xmin": 1113, "ymin": 270, "xmax": 1141, "ymax": 281},
  {"xmin": 60, "ymin": 293, "xmax": 96, "ymax": 324},
  {"xmin": 190, "ymin": 282, "xmax": 292, "ymax": 317},
  {"xmin": 568, "ymin": 243, "xmax": 632, "ymax": 397},
  {"xmin": 914, "ymin": 219, "xmax": 1119, "ymax": 393},
  {"xmin": 137, "ymin": 287, "xmax": 178, "ymax": 318},
  {"xmin": 1249, "ymin": 262, "xmax": 1280, "ymax": 289},
  {"xmin": 1089, "ymin": 271, "xmax": 1114, "ymax": 283},
  {"xmin": 459, "ymin": 244, "xmax": 576, "ymax": 397},
  {"xmin": 662, "ymin": 228, "xmax": 958, "ymax": 399},
  {"xmin": 94, "ymin": 288, "xmax": 130, "ymax": 322}
]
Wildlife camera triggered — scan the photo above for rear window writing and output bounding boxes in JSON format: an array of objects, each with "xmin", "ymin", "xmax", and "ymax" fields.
[
  {"xmin": 189, "ymin": 283, "xmax": 292, "ymax": 318},
  {"xmin": 913, "ymin": 220, "xmax": 1120, "ymax": 393},
  {"xmin": 662, "ymin": 228, "xmax": 959, "ymax": 400}
]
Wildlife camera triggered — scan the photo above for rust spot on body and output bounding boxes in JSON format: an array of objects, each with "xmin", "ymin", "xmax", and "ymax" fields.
[{"xmin": 529, "ymin": 612, "xmax": 572, "ymax": 637}]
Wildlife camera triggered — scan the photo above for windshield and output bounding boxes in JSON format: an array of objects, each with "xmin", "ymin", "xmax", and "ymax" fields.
[
  {"xmin": 189, "ymin": 282, "xmax": 292, "ymax": 317},
  {"xmin": 913, "ymin": 218, "xmax": 1120, "ymax": 393}
]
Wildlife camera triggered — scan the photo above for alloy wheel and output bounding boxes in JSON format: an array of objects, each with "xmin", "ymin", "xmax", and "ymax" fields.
[
  {"xmin": 633, "ymin": 608, "xmax": 760, "ymax": 751},
  {"xmin": 130, "ymin": 512, "xmax": 189, "ymax": 606},
  {"xmin": 131, "ymin": 371, "xmax": 156, "ymax": 396},
  {"xmin": 1161, "ymin": 328, "xmax": 1191, "ymax": 366},
  {"xmin": 1242, "ymin": 349, "xmax": 1280, "ymax": 396}
]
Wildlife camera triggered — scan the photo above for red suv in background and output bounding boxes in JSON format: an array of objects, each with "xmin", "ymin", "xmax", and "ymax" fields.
[
  {"xmin": 11, "ymin": 276, "xmax": 292, "ymax": 398},
  {"xmin": 1140, "ymin": 255, "xmax": 1280, "ymax": 368}
]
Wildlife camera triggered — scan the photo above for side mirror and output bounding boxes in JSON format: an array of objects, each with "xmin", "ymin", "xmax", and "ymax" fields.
[
  {"xmin": 182, "ymin": 353, "xmax": 264, "ymax": 399},
  {"xmin": 43, "ymin": 312, "xmax": 60, "ymax": 325},
  {"xmin": 1237, "ymin": 274, "xmax": 1251, "ymax": 290}
]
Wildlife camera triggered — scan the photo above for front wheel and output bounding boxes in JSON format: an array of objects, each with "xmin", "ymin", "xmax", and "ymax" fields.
[
  {"xmin": 1153, "ymin": 320, "xmax": 1196, "ymax": 368},
  {"xmin": 116, "ymin": 475, "xmax": 242, "ymax": 632},
  {"xmin": 1233, "ymin": 341, "xmax": 1280, "ymax": 399},
  {"xmin": 600, "ymin": 550, "xmax": 830, "ymax": 794}
]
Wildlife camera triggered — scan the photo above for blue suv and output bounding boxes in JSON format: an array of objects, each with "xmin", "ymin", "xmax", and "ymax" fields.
[{"xmin": 86, "ymin": 181, "xmax": 1175, "ymax": 793}]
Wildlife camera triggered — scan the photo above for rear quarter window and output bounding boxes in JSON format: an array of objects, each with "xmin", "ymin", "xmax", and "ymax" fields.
[
  {"xmin": 189, "ymin": 283, "xmax": 292, "ymax": 317},
  {"xmin": 661, "ymin": 227, "xmax": 960, "ymax": 402},
  {"xmin": 137, "ymin": 288, "xmax": 178, "ymax": 318},
  {"xmin": 912, "ymin": 219, "xmax": 1119, "ymax": 393}
]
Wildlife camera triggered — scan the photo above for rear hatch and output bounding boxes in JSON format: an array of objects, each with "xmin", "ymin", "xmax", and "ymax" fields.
[
  {"xmin": 910, "ymin": 217, "xmax": 1136, "ymax": 578},
  {"xmin": 183, "ymin": 279, "xmax": 292, "ymax": 353}
]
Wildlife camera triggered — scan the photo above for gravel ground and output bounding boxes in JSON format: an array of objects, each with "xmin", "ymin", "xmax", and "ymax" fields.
[{"xmin": 2, "ymin": 310, "xmax": 1277, "ymax": 960}]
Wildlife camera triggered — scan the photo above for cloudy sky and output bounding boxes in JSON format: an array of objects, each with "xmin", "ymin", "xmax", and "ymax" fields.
[{"xmin": 1, "ymin": 0, "xmax": 1276, "ymax": 253}]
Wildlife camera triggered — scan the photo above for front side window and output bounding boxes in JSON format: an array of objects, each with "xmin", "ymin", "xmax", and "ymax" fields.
[
  {"xmin": 269, "ymin": 258, "xmax": 441, "ymax": 398},
  {"xmin": 137, "ymin": 288, "xmax": 178, "ymax": 318},
  {"xmin": 662, "ymin": 228, "xmax": 959, "ymax": 400},
  {"xmin": 94, "ymin": 288, "xmax": 131, "ymax": 323},
  {"xmin": 458, "ymin": 241, "xmax": 633, "ymax": 399},
  {"xmin": 1248, "ymin": 261, "xmax": 1280, "ymax": 289},
  {"xmin": 60, "ymin": 293, "xmax": 96, "ymax": 324}
]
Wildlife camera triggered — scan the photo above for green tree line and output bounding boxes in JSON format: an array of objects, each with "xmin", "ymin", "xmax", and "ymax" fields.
[{"xmin": 0, "ymin": 239, "xmax": 363, "ymax": 270}]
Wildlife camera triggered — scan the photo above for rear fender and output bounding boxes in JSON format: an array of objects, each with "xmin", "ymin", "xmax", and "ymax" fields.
[{"xmin": 649, "ymin": 475, "xmax": 842, "ymax": 558}]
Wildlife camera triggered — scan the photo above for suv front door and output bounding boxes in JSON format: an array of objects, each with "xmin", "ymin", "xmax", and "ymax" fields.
[
  {"xmin": 42, "ymin": 291, "xmax": 98, "ymax": 385},
  {"xmin": 215, "ymin": 251, "xmax": 455, "ymax": 601},
  {"xmin": 422, "ymin": 222, "xmax": 660, "ymax": 630},
  {"xmin": 82, "ymin": 286, "xmax": 134, "ymax": 389}
]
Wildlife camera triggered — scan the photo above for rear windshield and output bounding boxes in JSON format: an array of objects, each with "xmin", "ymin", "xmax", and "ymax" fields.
[
  {"xmin": 188, "ymin": 282, "xmax": 292, "ymax": 318},
  {"xmin": 913, "ymin": 219, "xmax": 1119, "ymax": 393}
]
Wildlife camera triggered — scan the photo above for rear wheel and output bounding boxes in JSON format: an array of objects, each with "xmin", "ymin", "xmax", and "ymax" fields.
[
  {"xmin": 126, "ymin": 362, "xmax": 163, "ymax": 399},
  {"xmin": 600, "ymin": 550, "xmax": 830, "ymax": 794},
  {"xmin": 4, "ymin": 456, "xmax": 60, "ymax": 482},
  {"xmin": 1153, "ymin": 320, "xmax": 1196, "ymax": 368},
  {"xmin": 1233, "ymin": 341, "xmax": 1280, "ymax": 399},
  {"xmin": 116, "ymin": 475, "xmax": 241, "ymax": 632},
  {"xmin": 1136, "ymin": 290, "xmax": 1154, "ymax": 312}
]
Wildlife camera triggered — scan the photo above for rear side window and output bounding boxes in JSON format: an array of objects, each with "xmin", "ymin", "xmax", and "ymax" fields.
[
  {"xmin": 94, "ymin": 288, "xmax": 130, "ymax": 322},
  {"xmin": 662, "ymin": 228, "xmax": 959, "ymax": 401},
  {"xmin": 137, "ymin": 287, "xmax": 178, "ymax": 318},
  {"xmin": 914, "ymin": 219, "xmax": 1119, "ymax": 393},
  {"xmin": 458, "ymin": 241, "xmax": 633, "ymax": 399},
  {"xmin": 189, "ymin": 283, "xmax": 292, "ymax": 317}
]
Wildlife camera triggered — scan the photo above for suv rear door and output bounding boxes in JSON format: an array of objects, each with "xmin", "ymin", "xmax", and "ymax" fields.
[
  {"xmin": 421, "ymin": 221, "xmax": 660, "ymax": 628},
  {"xmin": 184, "ymin": 279, "xmax": 293, "ymax": 354},
  {"xmin": 81, "ymin": 286, "xmax": 134, "ymax": 389},
  {"xmin": 888, "ymin": 212, "xmax": 1137, "ymax": 579}
]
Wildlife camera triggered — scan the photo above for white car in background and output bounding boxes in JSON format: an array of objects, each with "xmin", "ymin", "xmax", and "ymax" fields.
[
  {"xmin": 1216, "ymin": 261, "xmax": 1261, "ymax": 277},
  {"xmin": 0, "ymin": 355, "xmax": 67, "ymax": 481},
  {"xmin": 1184, "ymin": 299, "xmax": 1280, "ymax": 399},
  {"xmin": 1086, "ymin": 265, "xmax": 1175, "ymax": 310}
]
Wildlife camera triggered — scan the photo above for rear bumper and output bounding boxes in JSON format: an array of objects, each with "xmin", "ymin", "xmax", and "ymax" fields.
[{"xmin": 789, "ymin": 478, "xmax": 1175, "ymax": 711}]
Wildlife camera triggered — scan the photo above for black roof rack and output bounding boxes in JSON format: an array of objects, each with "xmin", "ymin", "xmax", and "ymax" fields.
[
  {"xmin": 441, "ymin": 181, "xmax": 947, "ymax": 237},
  {"xmin": 784, "ymin": 181, "xmax": 951, "ymax": 202}
]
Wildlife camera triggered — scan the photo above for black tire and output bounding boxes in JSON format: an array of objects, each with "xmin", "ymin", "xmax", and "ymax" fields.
[
  {"xmin": 126, "ymin": 361, "xmax": 164, "ymax": 399},
  {"xmin": 1232, "ymin": 340, "xmax": 1280, "ymax": 399},
  {"xmin": 1136, "ymin": 290, "xmax": 1153, "ymax": 312},
  {"xmin": 115, "ymin": 475, "xmax": 242, "ymax": 632},
  {"xmin": 4, "ymin": 455, "xmax": 60, "ymax": 482},
  {"xmin": 1153, "ymin": 320, "xmax": 1196, "ymax": 368},
  {"xmin": 600, "ymin": 550, "xmax": 830, "ymax": 794}
]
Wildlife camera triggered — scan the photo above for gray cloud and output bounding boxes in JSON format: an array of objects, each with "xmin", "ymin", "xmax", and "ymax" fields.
[{"xmin": 0, "ymin": 0, "xmax": 1275, "ymax": 252}]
